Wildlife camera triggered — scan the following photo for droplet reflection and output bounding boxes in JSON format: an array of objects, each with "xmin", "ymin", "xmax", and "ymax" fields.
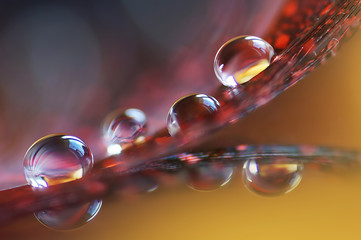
[
  {"xmin": 23, "ymin": 134, "xmax": 100, "ymax": 229},
  {"xmin": 242, "ymin": 157, "xmax": 303, "ymax": 196},
  {"xmin": 186, "ymin": 160, "xmax": 233, "ymax": 191},
  {"xmin": 118, "ymin": 173, "xmax": 159, "ymax": 197},
  {"xmin": 35, "ymin": 199, "xmax": 102, "ymax": 231}
]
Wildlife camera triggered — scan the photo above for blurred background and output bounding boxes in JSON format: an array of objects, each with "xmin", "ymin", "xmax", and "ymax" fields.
[
  {"xmin": 1, "ymin": 0, "xmax": 361, "ymax": 239},
  {"xmin": 0, "ymin": 0, "xmax": 286, "ymax": 176}
]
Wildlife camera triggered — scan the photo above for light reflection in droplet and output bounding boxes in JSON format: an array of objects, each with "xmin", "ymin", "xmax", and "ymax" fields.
[{"xmin": 107, "ymin": 143, "xmax": 123, "ymax": 155}]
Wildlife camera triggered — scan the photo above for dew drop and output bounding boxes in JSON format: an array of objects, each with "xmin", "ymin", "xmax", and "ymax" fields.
[
  {"xmin": 35, "ymin": 199, "xmax": 102, "ymax": 230},
  {"xmin": 214, "ymin": 35, "xmax": 274, "ymax": 87},
  {"xmin": 23, "ymin": 134, "xmax": 93, "ymax": 188},
  {"xmin": 185, "ymin": 160, "xmax": 233, "ymax": 191},
  {"xmin": 167, "ymin": 94, "xmax": 220, "ymax": 137},
  {"xmin": 118, "ymin": 173, "xmax": 159, "ymax": 196},
  {"xmin": 242, "ymin": 157, "xmax": 303, "ymax": 196},
  {"xmin": 103, "ymin": 108, "xmax": 147, "ymax": 145}
]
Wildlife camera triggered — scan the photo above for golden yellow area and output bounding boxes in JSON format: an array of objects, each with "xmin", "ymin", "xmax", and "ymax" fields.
[
  {"xmin": 258, "ymin": 163, "xmax": 299, "ymax": 176},
  {"xmin": 43, "ymin": 168, "xmax": 83, "ymax": 186},
  {"xmin": 234, "ymin": 59, "xmax": 270, "ymax": 84},
  {"xmin": 71, "ymin": 169, "xmax": 84, "ymax": 180}
]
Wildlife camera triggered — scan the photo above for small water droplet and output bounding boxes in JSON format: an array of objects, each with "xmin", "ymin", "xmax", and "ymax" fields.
[
  {"xmin": 23, "ymin": 134, "xmax": 93, "ymax": 188},
  {"xmin": 167, "ymin": 94, "xmax": 220, "ymax": 137},
  {"xmin": 214, "ymin": 35, "xmax": 274, "ymax": 87},
  {"xmin": 103, "ymin": 108, "xmax": 146, "ymax": 145},
  {"xmin": 119, "ymin": 173, "xmax": 159, "ymax": 196},
  {"xmin": 327, "ymin": 37, "xmax": 339, "ymax": 56},
  {"xmin": 186, "ymin": 160, "xmax": 233, "ymax": 191},
  {"xmin": 242, "ymin": 157, "xmax": 303, "ymax": 196},
  {"xmin": 35, "ymin": 199, "xmax": 102, "ymax": 230}
]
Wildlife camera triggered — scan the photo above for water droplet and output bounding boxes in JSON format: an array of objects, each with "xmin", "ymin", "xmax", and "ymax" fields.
[
  {"xmin": 214, "ymin": 35, "xmax": 274, "ymax": 87},
  {"xmin": 119, "ymin": 173, "xmax": 159, "ymax": 196},
  {"xmin": 103, "ymin": 108, "xmax": 146, "ymax": 145},
  {"xmin": 167, "ymin": 94, "xmax": 220, "ymax": 137},
  {"xmin": 186, "ymin": 160, "xmax": 233, "ymax": 191},
  {"xmin": 23, "ymin": 134, "xmax": 93, "ymax": 188},
  {"xmin": 35, "ymin": 199, "xmax": 102, "ymax": 230},
  {"xmin": 242, "ymin": 157, "xmax": 303, "ymax": 196}
]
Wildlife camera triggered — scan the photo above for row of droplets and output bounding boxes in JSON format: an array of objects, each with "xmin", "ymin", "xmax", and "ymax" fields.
[
  {"xmin": 26, "ymin": 136, "xmax": 302, "ymax": 230},
  {"xmin": 103, "ymin": 35, "xmax": 275, "ymax": 146},
  {"xmin": 22, "ymin": 35, "xmax": 276, "ymax": 229}
]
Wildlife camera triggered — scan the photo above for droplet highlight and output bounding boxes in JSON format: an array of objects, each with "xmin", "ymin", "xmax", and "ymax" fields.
[
  {"xmin": 167, "ymin": 94, "xmax": 220, "ymax": 137},
  {"xmin": 23, "ymin": 134, "xmax": 93, "ymax": 188},
  {"xmin": 214, "ymin": 35, "xmax": 274, "ymax": 87},
  {"xmin": 242, "ymin": 157, "xmax": 303, "ymax": 196}
]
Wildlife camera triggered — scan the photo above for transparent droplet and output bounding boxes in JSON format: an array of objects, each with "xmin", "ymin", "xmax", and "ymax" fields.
[
  {"xmin": 103, "ymin": 108, "xmax": 146, "ymax": 145},
  {"xmin": 242, "ymin": 157, "xmax": 303, "ymax": 196},
  {"xmin": 214, "ymin": 35, "xmax": 274, "ymax": 88},
  {"xmin": 119, "ymin": 173, "xmax": 159, "ymax": 196},
  {"xmin": 167, "ymin": 94, "xmax": 220, "ymax": 137},
  {"xmin": 185, "ymin": 160, "xmax": 233, "ymax": 191},
  {"xmin": 35, "ymin": 199, "xmax": 102, "ymax": 230},
  {"xmin": 23, "ymin": 134, "xmax": 93, "ymax": 188}
]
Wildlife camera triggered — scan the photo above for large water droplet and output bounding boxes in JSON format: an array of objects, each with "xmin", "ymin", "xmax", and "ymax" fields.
[
  {"xmin": 103, "ymin": 108, "xmax": 147, "ymax": 145},
  {"xmin": 23, "ymin": 134, "xmax": 93, "ymax": 188},
  {"xmin": 167, "ymin": 94, "xmax": 220, "ymax": 137},
  {"xmin": 35, "ymin": 199, "xmax": 102, "ymax": 230},
  {"xmin": 242, "ymin": 157, "xmax": 303, "ymax": 196},
  {"xmin": 214, "ymin": 35, "xmax": 274, "ymax": 87}
]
